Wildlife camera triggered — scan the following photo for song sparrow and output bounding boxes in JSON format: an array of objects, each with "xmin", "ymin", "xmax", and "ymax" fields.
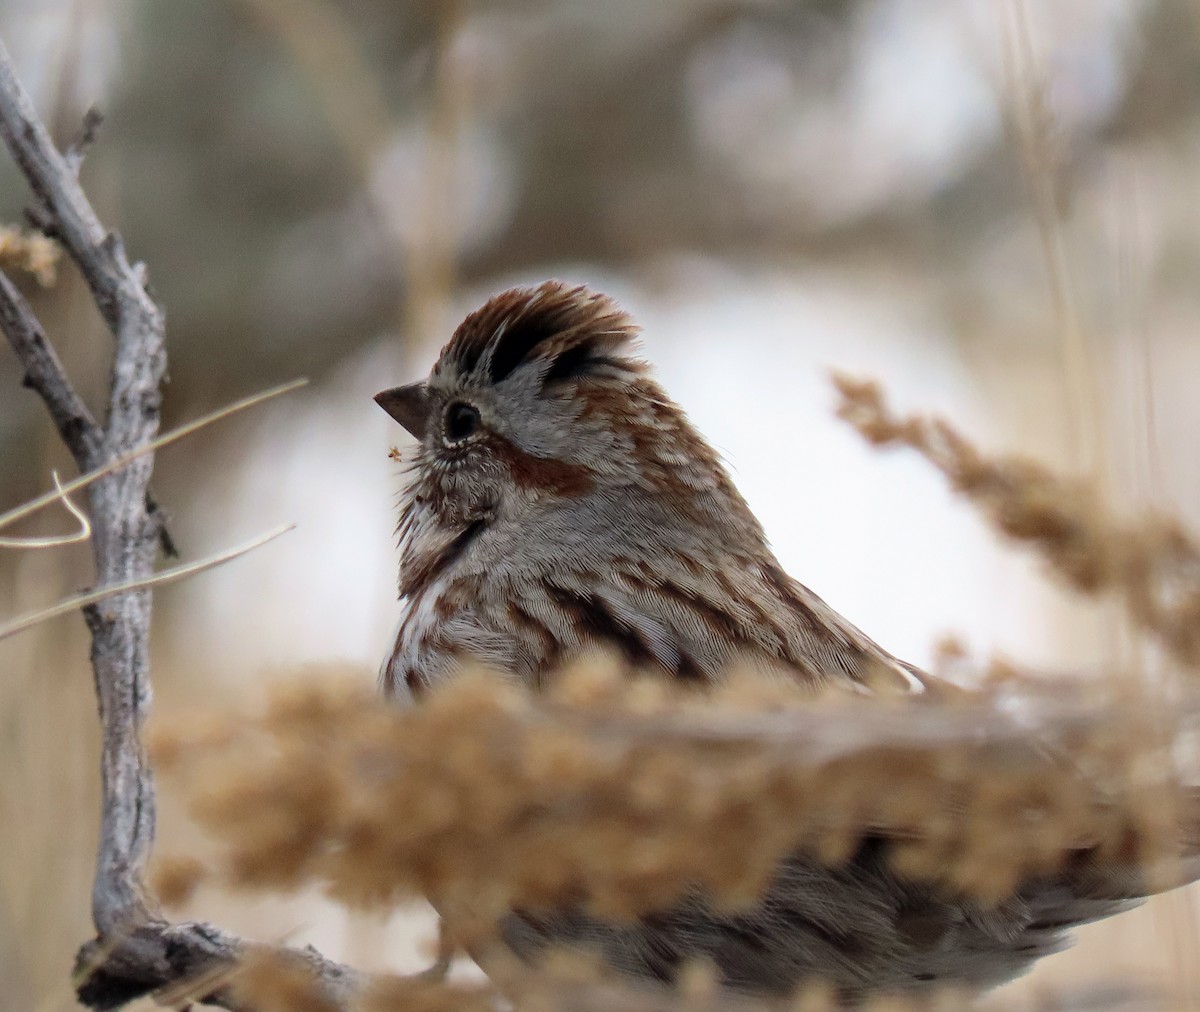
[{"xmin": 374, "ymin": 282, "xmax": 1151, "ymax": 999}]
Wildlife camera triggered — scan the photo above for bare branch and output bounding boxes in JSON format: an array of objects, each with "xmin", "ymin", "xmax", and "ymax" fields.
[
  {"xmin": 0, "ymin": 34, "xmax": 369, "ymax": 1010},
  {"xmin": 73, "ymin": 921, "xmax": 364, "ymax": 1012},
  {"xmin": 0, "ymin": 41, "xmax": 158, "ymax": 336},
  {"xmin": 65, "ymin": 105, "xmax": 103, "ymax": 176},
  {"xmin": 0, "ymin": 265, "xmax": 102, "ymax": 468},
  {"xmin": 0, "ymin": 37, "xmax": 165, "ymax": 938}
]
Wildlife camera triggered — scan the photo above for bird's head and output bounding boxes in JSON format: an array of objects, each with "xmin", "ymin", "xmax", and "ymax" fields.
[
  {"xmin": 376, "ymin": 280, "xmax": 765, "ymax": 596},
  {"xmin": 376, "ymin": 282, "xmax": 655, "ymax": 522}
]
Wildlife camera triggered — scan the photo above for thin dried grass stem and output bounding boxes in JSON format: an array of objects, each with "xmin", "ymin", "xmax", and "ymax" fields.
[
  {"xmin": 0, "ymin": 522, "xmax": 294, "ymax": 643},
  {"xmin": 0, "ymin": 469, "xmax": 91, "ymax": 548},
  {"xmin": 0, "ymin": 377, "xmax": 307, "ymax": 535},
  {"xmin": 999, "ymin": 0, "xmax": 1102, "ymax": 472}
]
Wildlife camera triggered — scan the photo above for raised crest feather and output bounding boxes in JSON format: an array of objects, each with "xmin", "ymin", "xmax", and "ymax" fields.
[{"xmin": 434, "ymin": 281, "xmax": 642, "ymax": 387}]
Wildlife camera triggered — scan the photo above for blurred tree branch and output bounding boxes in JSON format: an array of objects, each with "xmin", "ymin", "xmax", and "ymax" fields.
[
  {"xmin": 4, "ymin": 0, "xmax": 1193, "ymax": 410},
  {"xmin": 0, "ymin": 34, "xmax": 361, "ymax": 1011}
]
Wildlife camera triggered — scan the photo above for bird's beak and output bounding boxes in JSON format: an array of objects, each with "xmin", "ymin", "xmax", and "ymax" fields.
[{"xmin": 374, "ymin": 383, "xmax": 432, "ymax": 440}]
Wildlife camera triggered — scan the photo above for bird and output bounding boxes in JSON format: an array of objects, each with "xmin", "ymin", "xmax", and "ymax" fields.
[
  {"xmin": 373, "ymin": 280, "xmax": 1186, "ymax": 1002},
  {"xmin": 375, "ymin": 281, "xmax": 927, "ymax": 702}
]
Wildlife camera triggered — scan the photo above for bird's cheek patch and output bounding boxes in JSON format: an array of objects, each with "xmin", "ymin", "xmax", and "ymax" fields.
[{"xmin": 488, "ymin": 436, "xmax": 596, "ymax": 499}]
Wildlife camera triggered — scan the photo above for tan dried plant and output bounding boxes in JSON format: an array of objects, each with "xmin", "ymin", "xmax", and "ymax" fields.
[
  {"xmin": 0, "ymin": 224, "xmax": 60, "ymax": 286},
  {"xmin": 834, "ymin": 374, "xmax": 1200, "ymax": 669},
  {"xmin": 150, "ymin": 376, "xmax": 1200, "ymax": 1009}
]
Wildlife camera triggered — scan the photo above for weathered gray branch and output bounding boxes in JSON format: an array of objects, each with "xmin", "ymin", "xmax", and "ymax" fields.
[
  {"xmin": 73, "ymin": 922, "xmax": 364, "ymax": 1012},
  {"xmin": 0, "ymin": 266, "xmax": 102, "ymax": 469},
  {"xmin": 0, "ymin": 34, "xmax": 362, "ymax": 1010},
  {"xmin": 0, "ymin": 29, "xmax": 162, "ymax": 939}
]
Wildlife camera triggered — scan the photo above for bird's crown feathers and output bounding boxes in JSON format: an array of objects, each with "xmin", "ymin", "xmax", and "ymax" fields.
[{"xmin": 434, "ymin": 281, "xmax": 643, "ymax": 389}]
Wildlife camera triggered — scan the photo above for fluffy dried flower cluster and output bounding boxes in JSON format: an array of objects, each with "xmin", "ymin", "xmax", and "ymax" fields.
[
  {"xmin": 149, "ymin": 377, "xmax": 1200, "ymax": 1009},
  {"xmin": 0, "ymin": 224, "xmax": 60, "ymax": 286},
  {"xmin": 225, "ymin": 950, "xmax": 495, "ymax": 1012},
  {"xmin": 160, "ymin": 667, "xmax": 1197, "ymax": 906},
  {"xmin": 834, "ymin": 374, "xmax": 1200, "ymax": 667},
  {"xmin": 152, "ymin": 663, "xmax": 1200, "ymax": 1009}
]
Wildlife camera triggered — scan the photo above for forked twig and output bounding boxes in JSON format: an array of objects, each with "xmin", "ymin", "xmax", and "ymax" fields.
[
  {"xmin": 0, "ymin": 33, "xmax": 360, "ymax": 1011},
  {"xmin": 0, "ymin": 264, "xmax": 101, "ymax": 468},
  {"xmin": 0, "ymin": 30, "xmax": 165, "ymax": 939}
]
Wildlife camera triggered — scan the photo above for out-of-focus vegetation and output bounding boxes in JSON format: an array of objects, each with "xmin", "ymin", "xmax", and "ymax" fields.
[
  {"xmin": 2, "ymin": 2, "xmax": 1198, "ymax": 416},
  {"xmin": 6, "ymin": 1, "xmax": 1200, "ymax": 1008}
]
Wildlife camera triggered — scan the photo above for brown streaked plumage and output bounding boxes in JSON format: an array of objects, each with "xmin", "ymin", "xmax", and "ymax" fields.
[
  {"xmin": 375, "ymin": 280, "xmax": 1157, "ymax": 1000},
  {"xmin": 378, "ymin": 280, "xmax": 921, "ymax": 700}
]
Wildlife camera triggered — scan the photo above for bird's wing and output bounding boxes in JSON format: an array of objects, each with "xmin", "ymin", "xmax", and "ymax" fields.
[{"xmin": 570, "ymin": 553, "xmax": 942, "ymax": 695}]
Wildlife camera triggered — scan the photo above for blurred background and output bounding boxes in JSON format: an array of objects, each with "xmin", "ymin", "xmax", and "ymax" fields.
[{"xmin": 3, "ymin": 0, "xmax": 1200, "ymax": 1007}]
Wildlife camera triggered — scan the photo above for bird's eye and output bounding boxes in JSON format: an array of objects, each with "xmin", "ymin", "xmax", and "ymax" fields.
[{"xmin": 444, "ymin": 401, "xmax": 481, "ymax": 442}]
